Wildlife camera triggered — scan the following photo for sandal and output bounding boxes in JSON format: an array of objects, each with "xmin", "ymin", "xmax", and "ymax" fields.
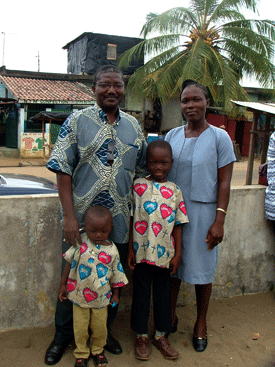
[{"xmin": 92, "ymin": 351, "xmax": 108, "ymax": 367}]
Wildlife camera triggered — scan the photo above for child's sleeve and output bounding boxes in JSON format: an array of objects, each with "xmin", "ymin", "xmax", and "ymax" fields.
[
  {"xmin": 63, "ymin": 246, "xmax": 77, "ymax": 264},
  {"xmin": 109, "ymin": 250, "xmax": 129, "ymax": 288},
  {"xmin": 174, "ymin": 186, "xmax": 189, "ymax": 225}
]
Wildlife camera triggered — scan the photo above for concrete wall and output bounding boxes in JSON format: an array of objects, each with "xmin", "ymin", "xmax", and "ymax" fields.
[
  {"xmin": 1, "ymin": 186, "xmax": 274, "ymax": 332},
  {"xmin": 161, "ymin": 97, "xmax": 182, "ymax": 133},
  {"xmin": 0, "ymin": 195, "xmax": 62, "ymax": 332}
]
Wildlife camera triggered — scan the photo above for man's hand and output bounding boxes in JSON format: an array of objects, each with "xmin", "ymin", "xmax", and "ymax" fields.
[
  {"xmin": 63, "ymin": 215, "xmax": 82, "ymax": 246},
  {"xmin": 57, "ymin": 172, "xmax": 82, "ymax": 246}
]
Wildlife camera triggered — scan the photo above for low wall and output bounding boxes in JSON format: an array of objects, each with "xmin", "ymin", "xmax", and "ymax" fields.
[
  {"xmin": 177, "ymin": 186, "xmax": 275, "ymax": 305},
  {"xmin": 0, "ymin": 186, "xmax": 274, "ymax": 332},
  {"xmin": 0, "ymin": 195, "xmax": 62, "ymax": 332}
]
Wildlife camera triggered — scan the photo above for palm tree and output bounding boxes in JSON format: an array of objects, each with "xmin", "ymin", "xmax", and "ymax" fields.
[{"xmin": 118, "ymin": 0, "xmax": 275, "ymax": 110}]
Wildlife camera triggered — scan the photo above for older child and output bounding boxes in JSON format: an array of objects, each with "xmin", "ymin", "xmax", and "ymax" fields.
[
  {"xmin": 128, "ymin": 140, "xmax": 188, "ymax": 361},
  {"xmin": 59, "ymin": 205, "xmax": 128, "ymax": 367}
]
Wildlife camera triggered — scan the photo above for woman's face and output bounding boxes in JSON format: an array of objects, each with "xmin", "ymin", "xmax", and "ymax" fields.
[{"xmin": 180, "ymin": 85, "xmax": 209, "ymax": 123}]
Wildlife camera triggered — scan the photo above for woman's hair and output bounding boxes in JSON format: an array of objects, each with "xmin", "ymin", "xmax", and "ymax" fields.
[
  {"xmin": 146, "ymin": 139, "xmax": 173, "ymax": 160},
  {"xmin": 180, "ymin": 79, "xmax": 209, "ymax": 100}
]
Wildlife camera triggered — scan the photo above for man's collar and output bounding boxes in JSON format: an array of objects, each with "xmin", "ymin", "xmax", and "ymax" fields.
[{"xmin": 94, "ymin": 103, "xmax": 121, "ymax": 125}]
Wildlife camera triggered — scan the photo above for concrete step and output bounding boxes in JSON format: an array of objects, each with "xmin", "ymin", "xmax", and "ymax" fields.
[{"xmin": 0, "ymin": 147, "xmax": 20, "ymax": 158}]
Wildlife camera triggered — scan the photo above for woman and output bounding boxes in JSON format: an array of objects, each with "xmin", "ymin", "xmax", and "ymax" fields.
[{"xmin": 165, "ymin": 79, "xmax": 235, "ymax": 352}]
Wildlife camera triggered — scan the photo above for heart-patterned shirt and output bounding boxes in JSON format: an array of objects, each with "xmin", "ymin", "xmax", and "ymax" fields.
[
  {"xmin": 63, "ymin": 233, "xmax": 128, "ymax": 308},
  {"xmin": 132, "ymin": 178, "xmax": 189, "ymax": 268}
]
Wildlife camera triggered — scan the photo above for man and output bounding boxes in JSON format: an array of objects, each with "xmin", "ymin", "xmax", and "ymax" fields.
[{"xmin": 45, "ymin": 65, "xmax": 147, "ymax": 365}]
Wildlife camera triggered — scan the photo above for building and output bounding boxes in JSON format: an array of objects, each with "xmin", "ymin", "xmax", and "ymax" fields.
[
  {"xmin": 63, "ymin": 32, "xmax": 144, "ymax": 75},
  {"xmin": 0, "ymin": 33, "xmax": 146, "ymax": 158},
  {"xmin": 0, "ymin": 67, "xmax": 95, "ymax": 158}
]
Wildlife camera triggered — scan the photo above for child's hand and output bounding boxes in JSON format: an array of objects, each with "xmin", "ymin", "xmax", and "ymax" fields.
[
  {"xmin": 127, "ymin": 247, "xmax": 136, "ymax": 270},
  {"xmin": 110, "ymin": 293, "xmax": 120, "ymax": 307},
  {"xmin": 59, "ymin": 284, "xmax": 68, "ymax": 302},
  {"xmin": 169, "ymin": 255, "xmax": 181, "ymax": 275}
]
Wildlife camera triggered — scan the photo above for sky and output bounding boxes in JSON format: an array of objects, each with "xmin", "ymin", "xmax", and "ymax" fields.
[{"xmin": 0, "ymin": 0, "xmax": 274, "ymax": 79}]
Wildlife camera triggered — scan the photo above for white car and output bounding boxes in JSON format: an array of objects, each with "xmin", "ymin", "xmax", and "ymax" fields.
[{"xmin": 0, "ymin": 173, "xmax": 58, "ymax": 195}]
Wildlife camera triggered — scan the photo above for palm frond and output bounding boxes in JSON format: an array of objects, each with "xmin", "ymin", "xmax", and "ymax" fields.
[
  {"xmin": 140, "ymin": 8, "xmax": 199, "ymax": 38},
  {"xmin": 119, "ymin": 0, "xmax": 275, "ymax": 111}
]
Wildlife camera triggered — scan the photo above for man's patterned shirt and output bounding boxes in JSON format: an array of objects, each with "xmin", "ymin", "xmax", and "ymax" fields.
[{"xmin": 47, "ymin": 104, "xmax": 147, "ymax": 243}]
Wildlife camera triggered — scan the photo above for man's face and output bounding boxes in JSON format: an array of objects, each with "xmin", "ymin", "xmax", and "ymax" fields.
[{"xmin": 92, "ymin": 72, "xmax": 125, "ymax": 113}]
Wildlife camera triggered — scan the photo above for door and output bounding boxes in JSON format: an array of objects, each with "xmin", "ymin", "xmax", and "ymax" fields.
[{"xmin": 5, "ymin": 106, "xmax": 18, "ymax": 148}]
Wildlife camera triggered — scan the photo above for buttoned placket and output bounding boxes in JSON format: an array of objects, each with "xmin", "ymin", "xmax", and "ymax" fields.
[{"xmin": 102, "ymin": 119, "xmax": 118, "ymax": 193}]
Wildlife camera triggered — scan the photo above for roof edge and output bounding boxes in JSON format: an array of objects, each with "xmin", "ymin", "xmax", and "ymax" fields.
[
  {"xmin": 0, "ymin": 66, "xmax": 94, "ymax": 81},
  {"xmin": 62, "ymin": 32, "xmax": 143, "ymax": 49}
]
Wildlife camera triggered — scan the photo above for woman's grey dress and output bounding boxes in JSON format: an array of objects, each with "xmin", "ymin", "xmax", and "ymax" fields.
[{"xmin": 165, "ymin": 125, "xmax": 235, "ymax": 284}]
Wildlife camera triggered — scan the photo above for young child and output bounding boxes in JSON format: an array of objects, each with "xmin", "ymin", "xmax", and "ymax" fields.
[
  {"xmin": 59, "ymin": 205, "xmax": 128, "ymax": 367},
  {"xmin": 128, "ymin": 139, "xmax": 188, "ymax": 361}
]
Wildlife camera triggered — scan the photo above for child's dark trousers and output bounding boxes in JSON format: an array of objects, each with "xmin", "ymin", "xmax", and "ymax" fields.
[{"xmin": 131, "ymin": 262, "xmax": 172, "ymax": 334}]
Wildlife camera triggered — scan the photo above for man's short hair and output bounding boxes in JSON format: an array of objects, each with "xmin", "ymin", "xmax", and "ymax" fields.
[
  {"xmin": 93, "ymin": 65, "xmax": 124, "ymax": 86},
  {"xmin": 146, "ymin": 139, "xmax": 173, "ymax": 160},
  {"xmin": 85, "ymin": 205, "xmax": 112, "ymax": 223}
]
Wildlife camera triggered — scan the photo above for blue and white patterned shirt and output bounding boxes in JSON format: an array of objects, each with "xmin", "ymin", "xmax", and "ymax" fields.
[
  {"xmin": 265, "ymin": 132, "xmax": 275, "ymax": 220},
  {"xmin": 47, "ymin": 104, "xmax": 147, "ymax": 243}
]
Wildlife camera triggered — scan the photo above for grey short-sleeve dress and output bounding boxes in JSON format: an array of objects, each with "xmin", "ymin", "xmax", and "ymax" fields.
[{"xmin": 165, "ymin": 125, "xmax": 235, "ymax": 284}]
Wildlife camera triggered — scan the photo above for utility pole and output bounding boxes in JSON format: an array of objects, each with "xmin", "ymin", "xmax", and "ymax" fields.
[
  {"xmin": 36, "ymin": 51, "xmax": 40, "ymax": 72},
  {"xmin": 2, "ymin": 32, "xmax": 5, "ymax": 65},
  {"xmin": 1, "ymin": 31, "xmax": 17, "ymax": 66}
]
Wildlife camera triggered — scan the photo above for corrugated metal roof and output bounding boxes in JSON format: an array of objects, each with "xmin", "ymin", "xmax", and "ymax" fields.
[
  {"xmin": 0, "ymin": 76, "xmax": 95, "ymax": 104},
  {"xmin": 231, "ymin": 101, "xmax": 275, "ymax": 116}
]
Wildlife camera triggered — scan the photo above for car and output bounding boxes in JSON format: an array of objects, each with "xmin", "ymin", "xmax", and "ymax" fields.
[{"xmin": 0, "ymin": 173, "xmax": 58, "ymax": 195}]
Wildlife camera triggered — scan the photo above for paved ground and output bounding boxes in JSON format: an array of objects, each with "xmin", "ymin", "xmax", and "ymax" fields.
[{"xmin": 0, "ymin": 156, "xmax": 261, "ymax": 186}]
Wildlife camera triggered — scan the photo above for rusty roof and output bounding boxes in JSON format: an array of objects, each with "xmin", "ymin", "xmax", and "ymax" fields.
[{"xmin": 0, "ymin": 75, "xmax": 95, "ymax": 104}]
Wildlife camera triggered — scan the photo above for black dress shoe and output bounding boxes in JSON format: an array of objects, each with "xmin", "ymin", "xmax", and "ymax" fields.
[
  {"xmin": 104, "ymin": 335, "xmax": 123, "ymax": 355},
  {"xmin": 193, "ymin": 335, "xmax": 208, "ymax": 352},
  {"xmin": 44, "ymin": 340, "xmax": 69, "ymax": 365}
]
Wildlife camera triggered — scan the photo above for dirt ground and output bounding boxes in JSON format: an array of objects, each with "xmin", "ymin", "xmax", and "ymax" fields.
[{"xmin": 0, "ymin": 292, "xmax": 275, "ymax": 367}]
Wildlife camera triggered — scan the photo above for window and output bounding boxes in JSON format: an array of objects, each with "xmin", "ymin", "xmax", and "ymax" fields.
[
  {"xmin": 107, "ymin": 44, "xmax": 117, "ymax": 60},
  {"xmin": 25, "ymin": 104, "xmax": 73, "ymax": 132}
]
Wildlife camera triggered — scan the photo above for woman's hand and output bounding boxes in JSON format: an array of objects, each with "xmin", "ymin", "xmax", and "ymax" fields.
[
  {"xmin": 206, "ymin": 162, "xmax": 234, "ymax": 250},
  {"xmin": 206, "ymin": 220, "xmax": 224, "ymax": 250}
]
